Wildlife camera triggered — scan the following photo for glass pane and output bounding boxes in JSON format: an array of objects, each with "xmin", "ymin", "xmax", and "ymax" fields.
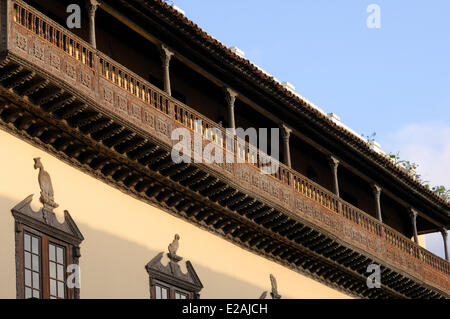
[
  {"xmin": 25, "ymin": 252, "xmax": 31, "ymax": 269},
  {"xmin": 50, "ymin": 262, "xmax": 56, "ymax": 279},
  {"xmin": 50, "ymin": 279, "xmax": 56, "ymax": 296},
  {"xmin": 155, "ymin": 286, "xmax": 161, "ymax": 299},
  {"xmin": 57, "ymin": 264, "xmax": 64, "ymax": 281},
  {"xmin": 32, "ymin": 272, "xmax": 39, "ymax": 289},
  {"xmin": 32, "ymin": 237, "xmax": 39, "ymax": 254},
  {"xmin": 32, "ymin": 254, "xmax": 39, "ymax": 272},
  {"xmin": 49, "ymin": 244, "xmax": 56, "ymax": 262},
  {"xmin": 181, "ymin": 294, "xmax": 187, "ymax": 299},
  {"xmin": 25, "ymin": 287, "xmax": 32, "ymax": 299},
  {"xmin": 175, "ymin": 293, "xmax": 180, "ymax": 299},
  {"xmin": 25, "ymin": 269, "xmax": 31, "ymax": 286},
  {"xmin": 24, "ymin": 234, "xmax": 31, "ymax": 252},
  {"xmin": 57, "ymin": 281, "xmax": 64, "ymax": 298},
  {"xmin": 50, "ymin": 296, "xmax": 57, "ymax": 299},
  {"xmin": 32, "ymin": 289, "xmax": 39, "ymax": 298},
  {"xmin": 56, "ymin": 247, "xmax": 64, "ymax": 264},
  {"xmin": 161, "ymin": 287, "xmax": 168, "ymax": 299}
]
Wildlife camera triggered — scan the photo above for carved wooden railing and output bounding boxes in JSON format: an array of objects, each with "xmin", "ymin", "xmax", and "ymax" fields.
[
  {"xmin": 12, "ymin": 2, "xmax": 94, "ymax": 68},
  {"xmin": 6, "ymin": 0, "xmax": 449, "ymax": 292},
  {"xmin": 99, "ymin": 52, "xmax": 170, "ymax": 116}
]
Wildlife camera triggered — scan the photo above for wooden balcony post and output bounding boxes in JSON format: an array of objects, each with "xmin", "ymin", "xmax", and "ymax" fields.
[
  {"xmin": 160, "ymin": 44, "xmax": 174, "ymax": 96},
  {"xmin": 409, "ymin": 208, "xmax": 419, "ymax": 244},
  {"xmin": 441, "ymin": 227, "xmax": 449, "ymax": 261},
  {"xmin": 279, "ymin": 123, "xmax": 291, "ymax": 168},
  {"xmin": 224, "ymin": 87, "xmax": 237, "ymax": 131},
  {"xmin": 328, "ymin": 156, "xmax": 339, "ymax": 197},
  {"xmin": 87, "ymin": 0, "xmax": 100, "ymax": 48},
  {"xmin": 372, "ymin": 184, "xmax": 382, "ymax": 222}
]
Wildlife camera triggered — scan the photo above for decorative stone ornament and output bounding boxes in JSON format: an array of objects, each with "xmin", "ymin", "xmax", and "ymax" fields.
[
  {"xmin": 145, "ymin": 234, "xmax": 203, "ymax": 298},
  {"xmin": 11, "ymin": 158, "xmax": 84, "ymax": 299},
  {"xmin": 259, "ymin": 274, "xmax": 281, "ymax": 299},
  {"xmin": 11, "ymin": 194, "xmax": 84, "ymax": 245},
  {"xmin": 33, "ymin": 157, "xmax": 58, "ymax": 211},
  {"xmin": 168, "ymin": 233, "xmax": 181, "ymax": 262}
]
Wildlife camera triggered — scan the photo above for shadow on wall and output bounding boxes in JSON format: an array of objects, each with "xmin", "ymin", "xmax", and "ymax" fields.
[
  {"xmin": 0, "ymin": 195, "xmax": 266, "ymax": 299},
  {"xmin": 0, "ymin": 196, "xmax": 19, "ymax": 298},
  {"xmin": 78, "ymin": 222, "xmax": 266, "ymax": 299}
]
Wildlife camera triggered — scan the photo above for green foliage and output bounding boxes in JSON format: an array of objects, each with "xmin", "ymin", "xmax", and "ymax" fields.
[
  {"xmin": 362, "ymin": 132, "xmax": 377, "ymax": 144},
  {"xmin": 388, "ymin": 152, "xmax": 449, "ymax": 203},
  {"xmin": 359, "ymin": 132, "xmax": 448, "ymax": 203}
]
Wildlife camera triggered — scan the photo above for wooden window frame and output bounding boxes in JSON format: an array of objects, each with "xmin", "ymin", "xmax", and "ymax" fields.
[
  {"xmin": 150, "ymin": 278, "xmax": 194, "ymax": 300},
  {"xmin": 12, "ymin": 195, "xmax": 84, "ymax": 300},
  {"xmin": 23, "ymin": 231, "xmax": 42, "ymax": 298},
  {"xmin": 16, "ymin": 224, "xmax": 74, "ymax": 299},
  {"xmin": 146, "ymin": 252, "xmax": 203, "ymax": 300}
]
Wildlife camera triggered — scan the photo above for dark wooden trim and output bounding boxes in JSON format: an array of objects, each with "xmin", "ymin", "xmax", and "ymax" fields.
[
  {"xmin": 11, "ymin": 196, "xmax": 83, "ymax": 299},
  {"xmin": 146, "ymin": 252, "xmax": 203, "ymax": 299}
]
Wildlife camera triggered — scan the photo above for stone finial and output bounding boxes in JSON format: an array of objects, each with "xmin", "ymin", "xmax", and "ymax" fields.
[
  {"xmin": 168, "ymin": 234, "xmax": 182, "ymax": 262},
  {"xmin": 259, "ymin": 274, "xmax": 281, "ymax": 299},
  {"xmin": 33, "ymin": 158, "xmax": 58, "ymax": 211},
  {"xmin": 270, "ymin": 274, "xmax": 281, "ymax": 299}
]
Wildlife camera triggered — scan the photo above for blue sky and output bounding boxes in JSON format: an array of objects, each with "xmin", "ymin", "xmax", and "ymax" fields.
[{"xmin": 171, "ymin": 0, "xmax": 450, "ymax": 258}]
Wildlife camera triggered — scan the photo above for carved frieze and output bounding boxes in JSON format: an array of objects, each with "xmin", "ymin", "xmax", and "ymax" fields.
[
  {"xmin": 65, "ymin": 62, "xmax": 76, "ymax": 80},
  {"xmin": 16, "ymin": 32, "xmax": 28, "ymax": 52},
  {"xmin": 103, "ymin": 87, "xmax": 113, "ymax": 105},
  {"xmin": 33, "ymin": 41, "xmax": 45, "ymax": 62},
  {"xmin": 80, "ymin": 71, "xmax": 91, "ymax": 88},
  {"xmin": 216, "ymin": 162, "xmax": 233, "ymax": 174},
  {"xmin": 49, "ymin": 51, "xmax": 61, "ymax": 71},
  {"xmin": 156, "ymin": 116, "xmax": 170, "ymax": 137},
  {"xmin": 261, "ymin": 178, "xmax": 270, "ymax": 194},
  {"xmin": 115, "ymin": 94, "xmax": 128, "ymax": 114},
  {"xmin": 240, "ymin": 168, "xmax": 250, "ymax": 184},
  {"xmin": 270, "ymin": 184, "xmax": 279, "ymax": 199},
  {"xmin": 296, "ymin": 197, "xmax": 343, "ymax": 234},
  {"xmin": 280, "ymin": 190, "xmax": 290, "ymax": 205},
  {"xmin": 131, "ymin": 103, "xmax": 142, "ymax": 121},
  {"xmin": 143, "ymin": 110, "xmax": 155, "ymax": 129}
]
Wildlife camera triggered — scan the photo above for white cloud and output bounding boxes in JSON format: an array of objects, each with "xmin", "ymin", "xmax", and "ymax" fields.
[
  {"xmin": 381, "ymin": 122, "xmax": 450, "ymax": 259},
  {"xmin": 381, "ymin": 122, "xmax": 450, "ymax": 187}
]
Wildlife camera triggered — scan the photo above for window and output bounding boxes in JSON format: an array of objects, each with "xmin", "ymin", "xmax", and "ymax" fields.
[
  {"xmin": 154, "ymin": 283, "xmax": 169, "ymax": 299},
  {"xmin": 12, "ymin": 194, "xmax": 84, "ymax": 299},
  {"xmin": 49, "ymin": 243, "xmax": 66, "ymax": 299},
  {"xmin": 17, "ymin": 226, "xmax": 73, "ymax": 299},
  {"xmin": 175, "ymin": 291, "xmax": 188, "ymax": 299},
  {"xmin": 24, "ymin": 232, "xmax": 41, "ymax": 299},
  {"xmin": 150, "ymin": 279, "xmax": 193, "ymax": 299}
]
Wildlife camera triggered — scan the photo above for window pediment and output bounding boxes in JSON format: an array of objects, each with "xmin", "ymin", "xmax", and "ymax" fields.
[
  {"xmin": 145, "ymin": 234, "xmax": 203, "ymax": 298},
  {"xmin": 11, "ymin": 194, "xmax": 84, "ymax": 246}
]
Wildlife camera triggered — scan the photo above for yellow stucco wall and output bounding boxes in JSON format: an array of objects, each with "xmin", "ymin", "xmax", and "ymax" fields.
[{"xmin": 0, "ymin": 128, "xmax": 352, "ymax": 299}]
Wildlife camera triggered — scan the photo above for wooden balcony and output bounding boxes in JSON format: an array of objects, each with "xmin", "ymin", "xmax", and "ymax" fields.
[{"xmin": 0, "ymin": 0, "xmax": 449, "ymax": 297}]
